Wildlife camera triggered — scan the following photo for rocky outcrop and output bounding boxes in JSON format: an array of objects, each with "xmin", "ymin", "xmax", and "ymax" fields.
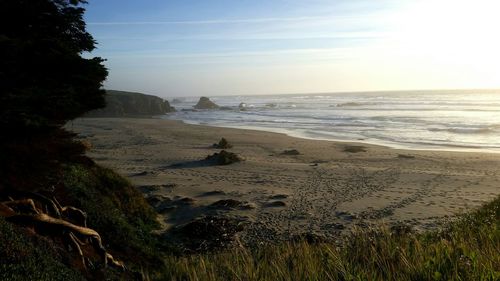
[
  {"xmin": 86, "ymin": 90, "xmax": 175, "ymax": 117},
  {"xmin": 194, "ymin": 97, "xmax": 219, "ymax": 109}
]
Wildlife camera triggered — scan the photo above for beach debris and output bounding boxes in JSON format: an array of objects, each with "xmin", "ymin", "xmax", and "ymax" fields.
[
  {"xmin": 205, "ymin": 150, "xmax": 242, "ymax": 165},
  {"xmin": 212, "ymin": 137, "xmax": 233, "ymax": 149},
  {"xmin": 281, "ymin": 149, "xmax": 300, "ymax": 155},
  {"xmin": 194, "ymin": 97, "xmax": 220, "ymax": 109},
  {"xmin": 343, "ymin": 145, "xmax": 367, "ymax": 153},
  {"xmin": 398, "ymin": 154, "xmax": 415, "ymax": 159},
  {"xmin": 173, "ymin": 216, "xmax": 247, "ymax": 252}
]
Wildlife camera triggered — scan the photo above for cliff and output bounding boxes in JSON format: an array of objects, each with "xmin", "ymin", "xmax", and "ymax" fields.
[{"xmin": 86, "ymin": 90, "xmax": 175, "ymax": 117}]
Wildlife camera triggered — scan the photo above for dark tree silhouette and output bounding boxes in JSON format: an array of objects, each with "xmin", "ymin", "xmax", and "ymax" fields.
[
  {"xmin": 0, "ymin": 0, "xmax": 108, "ymax": 190},
  {"xmin": 0, "ymin": 0, "xmax": 108, "ymax": 137}
]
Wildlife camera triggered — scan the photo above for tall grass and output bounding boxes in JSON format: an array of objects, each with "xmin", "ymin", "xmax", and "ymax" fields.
[{"xmin": 158, "ymin": 196, "xmax": 500, "ymax": 281}]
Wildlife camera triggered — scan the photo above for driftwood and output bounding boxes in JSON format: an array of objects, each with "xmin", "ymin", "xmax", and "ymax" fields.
[{"xmin": 1, "ymin": 192, "xmax": 124, "ymax": 271}]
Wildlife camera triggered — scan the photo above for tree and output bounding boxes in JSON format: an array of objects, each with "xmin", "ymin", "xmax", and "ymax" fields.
[
  {"xmin": 0, "ymin": 0, "xmax": 108, "ymax": 190},
  {"xmin": 0, "ymin": 0, "xmax": 108, "ymax": 137}
]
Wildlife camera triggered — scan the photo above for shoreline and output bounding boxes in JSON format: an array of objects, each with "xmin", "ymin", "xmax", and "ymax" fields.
[
  {"xmin": 162, "ymin": 117, "xmax": 500, "ymax": 154},
  {"xmin": 71, "ymin": 117, "xmax": 500, "ymax": 244}
]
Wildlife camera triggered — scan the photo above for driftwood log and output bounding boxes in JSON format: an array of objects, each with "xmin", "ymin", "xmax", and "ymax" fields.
[{"xmin": 0, "ymin": 192, "xmax": 125, "ymax": 271}]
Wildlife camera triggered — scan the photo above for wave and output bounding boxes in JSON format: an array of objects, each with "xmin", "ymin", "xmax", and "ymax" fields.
[{"xmin": 428, "ymin": 126, "xmax": 500, "ymax": 134}]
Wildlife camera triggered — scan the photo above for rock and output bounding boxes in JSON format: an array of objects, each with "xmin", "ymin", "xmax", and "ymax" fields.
[
  {"xmin": 173, "ymin": 216, "xmax": 247, "ymax": 251},
  {"xmin": 212, "ymin": 138, "xmax": 232, "ymax": 149},
  {"xmin": 238, "ymin": 102, "xmax": 247, "ymax": 109},
  {"xmin": 194, "ymin": 97, "xmax": 219, "ymax": 109},
  {"xmin": 205, "ymin": 150, "xmax": 242, "ymax": 165},
  {"xmin": 281, "ymin": 149, "xmax": 300, "ymax": 155},
  {"xmin": 172, "ymin": 98, "xmax": 184, "ymax": 104}
]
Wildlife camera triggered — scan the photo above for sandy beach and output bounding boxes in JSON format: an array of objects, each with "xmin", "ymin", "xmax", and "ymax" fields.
[{"xmin": 71, "ymin": 117, "xmax": 500, "ymax": 244}]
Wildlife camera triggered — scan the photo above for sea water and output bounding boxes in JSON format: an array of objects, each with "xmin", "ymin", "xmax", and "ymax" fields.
[{"xmin": 163, "ymin": 90, "xmax": 500, "ymax": 152}]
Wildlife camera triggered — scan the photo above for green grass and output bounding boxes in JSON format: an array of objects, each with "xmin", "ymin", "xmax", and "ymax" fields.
[
  {"xmin": 0, "ymin": 217, "xmax": 85, "ymax": 281},
  {"xmin": 62, "ymin": 164, "xmax": 163, "ymax": 268},
  {"xmin": 158, "ymin": 196, "xmax": 500, "ymax": 281}
]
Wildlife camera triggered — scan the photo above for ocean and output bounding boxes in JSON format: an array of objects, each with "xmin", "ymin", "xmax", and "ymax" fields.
[{"xmin": 163, "ymin": 90, "xmax": 500, "ymax": 152}]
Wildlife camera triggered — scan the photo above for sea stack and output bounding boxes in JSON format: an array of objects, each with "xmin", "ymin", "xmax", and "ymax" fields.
[{"xmin": 194, "ymin": 97, "xmax": 220, "ymax": 109}]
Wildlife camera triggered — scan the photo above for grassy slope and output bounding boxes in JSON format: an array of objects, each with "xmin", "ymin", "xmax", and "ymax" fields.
[
  {"xmin": 0, "ymin": 162, "xmax": 163, "ymax": 280},
  {"xmin": 160, "ymin": 196, "xmax": 500, "ymax": 281}
]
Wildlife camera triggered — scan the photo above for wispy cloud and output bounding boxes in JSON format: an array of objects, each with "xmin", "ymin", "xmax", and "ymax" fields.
[{"xmin": 88, "ymin": 16, "xmax": 328, "ymax": 26}]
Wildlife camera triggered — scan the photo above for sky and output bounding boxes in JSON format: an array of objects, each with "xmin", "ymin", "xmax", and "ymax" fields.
[{"xmin": 84, "ymin": 0, "xmax": 500, "ymax": 97}]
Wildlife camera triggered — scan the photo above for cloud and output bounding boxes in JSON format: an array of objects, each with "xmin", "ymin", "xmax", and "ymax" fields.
[{"xmin": 87, "ymin": 16, "xmax": 328, "ymax": 26}]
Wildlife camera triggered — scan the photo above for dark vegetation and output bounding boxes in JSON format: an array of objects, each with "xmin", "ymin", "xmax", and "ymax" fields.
[
  {"xmin": 0, "ymin": 1, "xmax": 162, "ymax": 279},
  {"xmin": 205, "ymin": 150, "xmax": 243, "ymax": 165},
  {"xmin": 86, "ymin": 90, "xmax": 175, "ymax": 117},
  {"xmin": 212, "ymin": 137, "xmax": 232, "ymax": 149}
]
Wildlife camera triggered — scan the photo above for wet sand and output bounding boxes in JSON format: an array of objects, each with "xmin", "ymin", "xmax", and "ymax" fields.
[{"xmin": 71, "ymin": 118, "xmax": 500, "ymax": 244}]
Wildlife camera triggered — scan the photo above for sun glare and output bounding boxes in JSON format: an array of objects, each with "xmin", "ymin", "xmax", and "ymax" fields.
[{"xmin": 394, "ymin": 0, "xmax": 500, "ymax": 65}]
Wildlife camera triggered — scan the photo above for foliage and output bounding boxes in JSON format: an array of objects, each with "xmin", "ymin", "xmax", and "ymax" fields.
[
  {"xmin": 158, "ymin": 196, "xmax": 500, "ymax": 281},
  {"xmin": 0, "ymin": 0, "xmax": 107, "ymax": 137}
]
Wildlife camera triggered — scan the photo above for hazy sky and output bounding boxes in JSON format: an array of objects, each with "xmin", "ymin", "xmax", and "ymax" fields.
[{"xmin": 85, "ymin": 0, "xmax": 500, "ymax": 97}]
